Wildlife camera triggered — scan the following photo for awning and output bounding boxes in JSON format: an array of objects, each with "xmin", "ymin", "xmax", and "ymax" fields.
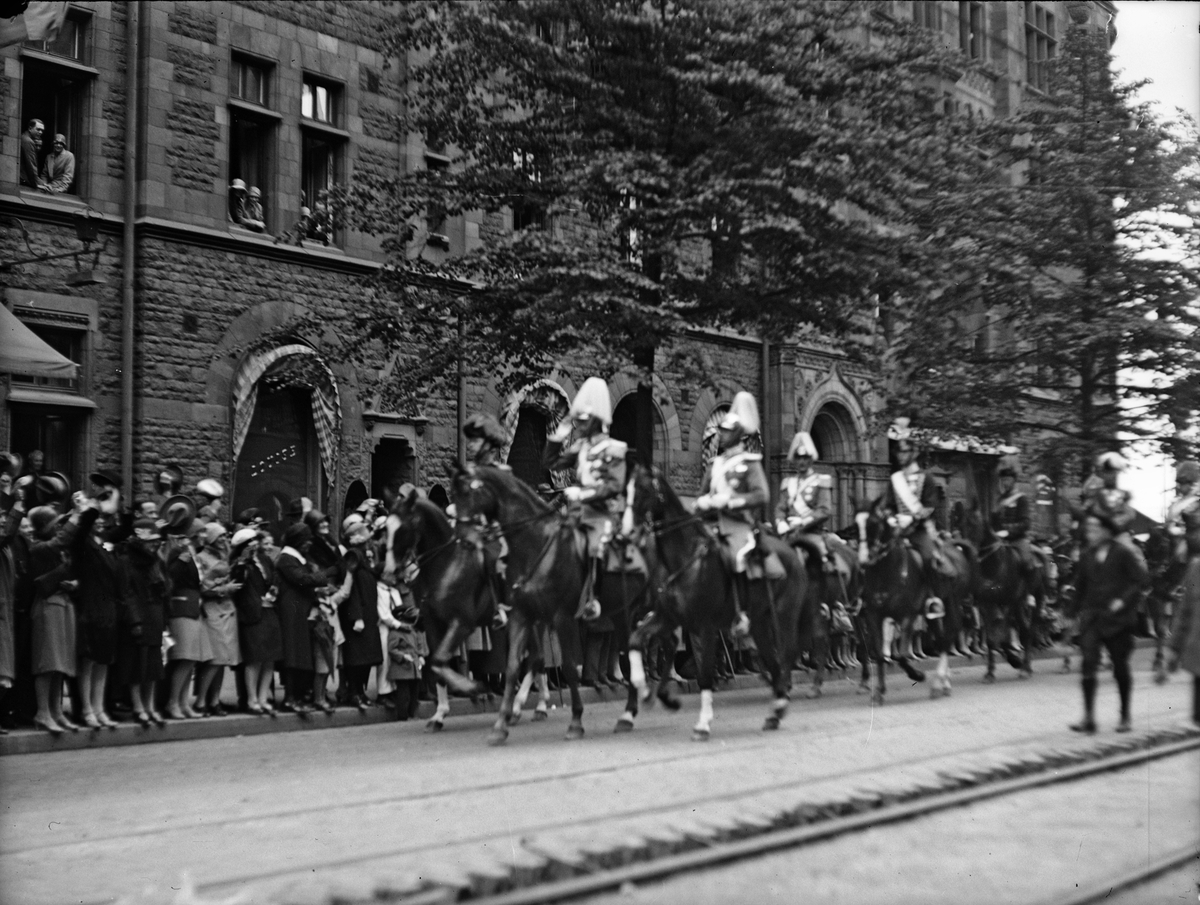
[
  {"xmin": 5, "ymin": 387, "xmax": 96, "ymax": 409},
  {"xmin": 0, "ymin": 304, "xmax": 79, "ymax": 379}
]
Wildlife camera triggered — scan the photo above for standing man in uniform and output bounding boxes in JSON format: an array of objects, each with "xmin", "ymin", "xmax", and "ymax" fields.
[
  {"xmin": 544, "ymin": 378, "xmax": 627, "ymax": 622},
  {"xmin": 695, "ymin": 392, "xmax": 767, "ymax": 637}
]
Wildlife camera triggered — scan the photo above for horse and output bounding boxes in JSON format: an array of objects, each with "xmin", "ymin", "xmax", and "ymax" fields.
[
  {"xmin": 449, "ymin": 463, "xmax": 648, "ymax": 744},
  {"xmin": 971, "ymin": 519, "xmax": 1035, "ymax": 682},
  {"xmin": 785, "ymin": 529, "xmax": 861, "ymax": 697},
  {"xmin": 625, "ymin": 464, "xmax": 807, "ymax": 739},
  {"xmin": 385, "ymin": 490, "xmax": 552, "ymax": 731},
  {"xmin": 854, "ymin": 503, "xmax": 973, "ymax": 703}
]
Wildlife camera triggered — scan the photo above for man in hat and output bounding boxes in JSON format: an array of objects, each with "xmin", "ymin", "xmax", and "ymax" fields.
[
  {"xmin": 461, "ymin": 412, "xmax": 512, "ymax": 627},
  {"xmin": 544, "ymin": 377, "xmax": 627, "ymax": 621},
  {"xmin": 881, "ymin": 419, "xmax": 949, "ymax": 590},
  {"xmin": 775, "ymin": 431, "xmax": 836, "ymax": 573},
  {"xmin": 464, "ymin": 413, "xmax": 507, "ymax": 469},
  {"xmin": 152, "ymin": 464, "xmax": 184, "ymax": 508},
  {"xmin": 1075, "ymin": 451, "xmax": 1148, "ymax": 578},
  {"xmin": 695, "ymin": 392, "xmax": 768, "ymax": 636},
  {"xmin": 1069, "ymin": 512, "xmax": 1147, "ymax": 734},
  {"xmin": 990, "ymin": 463, "xmax": 1045, "ymax": 613}
]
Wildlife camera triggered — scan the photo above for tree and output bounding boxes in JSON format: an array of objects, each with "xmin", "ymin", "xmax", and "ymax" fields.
[
  {"xmin": 887, "ymin": 22, "xmax": 1200, "ymax": 479},
  {"xmin": 327, "ymin": 0, "xmax": 999, "ymax": 463}
]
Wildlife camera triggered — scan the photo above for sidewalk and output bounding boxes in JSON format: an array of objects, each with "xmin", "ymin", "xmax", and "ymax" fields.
[{"xmin": 0, "ymin": 641, "xmax": 1153, "ymax": 755}]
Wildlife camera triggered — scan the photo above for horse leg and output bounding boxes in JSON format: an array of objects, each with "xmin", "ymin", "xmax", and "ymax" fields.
[
  {"xmin": 510, "ymin": 667, "xmax": 535, "ymax": 725},
  {"xmin": 692, "ymin": 625, "xmax": 717, "ymax": 741},
  {"xmin": 487, "ymin": 614, "xmax": 528, "ymax": 746},
  {"xmin": 1152, "ymin": 602, "xmax": 1168, "ymax": 684},
  {"xmin": 426, "ymin": 683, "xmax": 451, "ymax": 732},
  {"xmin": 931, "ymin": 652, "xmax": 951, "ymax": 698},
  {"xmin": 429, "ymin": 617, "xmax": 484, "ymax": 699},
  {"xmin": 612, "ymin": 613, "xmax": 639, "ymax": 734},
  {"xmin": 628, "ymin": 610, "xmax": 669, "ymax": 706},
  {"xmin": 554, "ymin": 608, "xmax": 585, "ymax": 740}
]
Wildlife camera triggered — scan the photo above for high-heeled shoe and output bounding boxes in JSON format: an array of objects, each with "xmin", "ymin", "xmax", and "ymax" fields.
[
  {"xmin": 135, "ymin": 711, "xmax": 152, "ymax": 727},
  {"xmin": 182, "ymin": 705, "xmax": 202, "ymax": 719},
  {"xmin": 247, "ymin": 703, "xmax": 265, "ymax": 716},
  {"xmin": 148, "ymin": 711, "xmax": 166, "ymax": 726},
  {"xmin": 261, "ymin": 703, "xmax": 277, "ymax": 718},
  {"xmin": 81, "ymin": 711, "xmax": 102, "ymax": 730},
  {"xmin": 97, "ymin": 713, "xmax": 119, "ymax": 729},
  {"xmin": 165, "ymin": 706, "xmax": 187, "ymax": 720},
  {"xmin": 56, "ymin": 714, "xmax": 81, "ymax": 732},
  {"xmin": 34, "ymin": 716, "xmax": 63, "ymax": 735}
]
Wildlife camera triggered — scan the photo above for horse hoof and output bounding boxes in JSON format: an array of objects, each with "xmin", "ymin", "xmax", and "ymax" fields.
[
  {"xmin": 692, "ymin": 728, "xmax": 711, "ymax": 742},
  {"xmin": 425, "ymin": 720, "xmax": 444, "ymax": 732},
  {"xmin": 870, "ymin": 691, "xmax": 884, "ymax": 706},
  {"xmin": 506, "ymin": 712, "xmax": 522, "ymax": 726},
  {"xmin": 658, "ymin": 690, "xmax": 681, "ymax": 712},
  {"xmin": 565, "ymin": 725, "xmax": 585, "ymax": 741},
  {"xmin": 763, "ymin": 716, "xmax": 780, "ymax": 731},
  {"xmin": 613, "ymin": 719, "xmax": 634, "ymax": 734},
  {"xmin": 532, "ymin": 708, "xmax": 549, "ymax": 722},
  {"xmin": 1018, "ymin": 669, "xmax": 1032, "ymax": 681},
  {"xmin": 941, "ymin": 685, "xmax": 951, "ymax": 697},
  {"xmin": 982, "ymin": 672, "xmax": 996, "ymax": 684},
  {"xmin": 856, "ymin": 682, "xmax": 870, "ymax": 695},
  {"xmin": 486, "ymin": 729, "xmax": 508, "ymax": 746},
  {"xmin": 1154, "ymin": 670, "xmax": 1168, "ymax": 686},
  {"xmin": 804, "ymin": 686, "xmax": 822, "ymax": 700},
  {"xmin": 930, "ymin": 686, "xmax": 945, "ymax": 700}
]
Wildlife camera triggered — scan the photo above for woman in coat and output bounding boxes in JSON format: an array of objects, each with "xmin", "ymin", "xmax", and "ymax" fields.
[
  {"xmin": 194, "ymin": 522, "xmax": 241, "ymax": 715},
  {"xmin": 231, "ymin": 527, "xmax": 283, "ymax": 714},
  {"xmin": 165, "ymin": 526, "xmax": 211, "ymax": 719},
  {"xmin": 335, "ymin": 514, "xmax": 383, "ymax": 709},
  {"xmin": 119, "ymin": 516, "xmax": 169, "ymax": 726},
  {"xmin": 275, "ymin": 522, "xmax": 331, "ymax": 712}
]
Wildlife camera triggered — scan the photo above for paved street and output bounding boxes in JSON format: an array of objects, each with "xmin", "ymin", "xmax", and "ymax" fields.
[{"xmin": 0, "ymin": 648, "xmax": 1195, "ymax": 905}]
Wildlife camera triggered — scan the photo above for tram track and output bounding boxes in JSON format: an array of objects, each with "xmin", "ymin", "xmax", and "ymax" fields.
[{"xmin": 181, "ymin": 722, "xmax": 1199, "ymax": 905}]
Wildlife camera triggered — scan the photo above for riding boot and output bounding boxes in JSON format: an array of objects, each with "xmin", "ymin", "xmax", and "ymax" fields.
[
  {"xmin": 576, "ymin": 559, "xmax": 602, "ymax": 621},
  {"xmin": 729, "ymin": 575, "xmax": 750, "ymax": 638}
]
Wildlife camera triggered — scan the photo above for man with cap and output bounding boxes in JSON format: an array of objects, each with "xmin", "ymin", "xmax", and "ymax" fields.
[
  {"xmin": 194, "ymin": 478, "xmax": 225, "ymax": 524},
  {"xmin": 152, "ymin": 464, "xmax": 184, "ymax": 508},
  {"xmin": 1069, "ymin": 511, "xmax": 1147, "ymax": 734},
  {"xmin": 990, "ymin": 463, "xmax": 1045, "ymax": 613},
  {"xmin": 1075, "ymin": 452, "xmax": 1147, "ymax": 575},
  {"xmin": 695, "ymin": 392, "xmax": 768, "ymax": 637},
  {"xmin": 775, "ymin": 431, "xmax": 836, "ymax": 573},
  {"xmin": 881, "ymin": 418, "xmax": 949, "ymax": 594},
  {"xmin": 544, "ymin": 377, "xmax": 627, "ymax": 622}
]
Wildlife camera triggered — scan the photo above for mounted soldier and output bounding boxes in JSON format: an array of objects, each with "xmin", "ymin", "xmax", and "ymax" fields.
[
  {"xmin": 880, "ymin": 418, "xmax": 951, "ymax": 602},
  {"xmin": 1074, "ymin": 452, "xmax": 1147, "ymax": 575},
  {"xmin": 544, "ymin": 377, "xmax": 627, "ymax": 622},
  {"xmin": 990, "ymin": 462, "xmax": 1046, "ymax": 614},
  {"xmin": 694, "ymin": 392, "xmax": 769, "ymax": 637},
  {"xmin": 461, "ymin": 412, "xmax": 511, "ymax": 628},
  {"xmin": 775, "ymin": 431, "xmax": 836, "ymax": 573}
]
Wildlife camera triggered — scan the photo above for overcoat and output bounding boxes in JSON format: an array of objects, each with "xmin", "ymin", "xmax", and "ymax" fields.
[
  {"xmin": 275, "ymin": 548, "xmax": 322, "ymax": 672},
  {"xmin": 338, "ymin": 546, "xmax": 383, "ymax": 669},
  {"xmin": 1072, "ymin": 540, "xmax": 1147, "ymax": 641}
]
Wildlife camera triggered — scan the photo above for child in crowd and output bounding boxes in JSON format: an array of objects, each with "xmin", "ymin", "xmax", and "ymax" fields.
[{"xmin": 384, "ymin": 589, "xmax": 424, "ymax": 721}]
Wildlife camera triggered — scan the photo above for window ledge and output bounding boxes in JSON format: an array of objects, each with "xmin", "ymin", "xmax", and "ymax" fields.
[
  {"xmin": 5, "ymin": 386, "xmax": 96, "ymax": 409},
  {"xmin": 300, "ymin": 120, "xmax": 351, "ymax": 141},
  {"xmin": 228, "ymin": 98, "xmax": 282, "ymax": 121},
  {"xmin": 14, "ymin": 189, "xmax": 91, "ymax": 213},
  {"xmin": 19, "ymin": 47, "xmax": 98, "ymax": 77}
]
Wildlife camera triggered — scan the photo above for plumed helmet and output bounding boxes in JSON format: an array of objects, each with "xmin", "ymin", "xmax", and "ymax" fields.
[
  {"xmin": 887, "ymin": 417, "xmax": 913, "ymax": 443},
  {"xmin": 1096, "ymin": 451, "xmax": 1127, "ymax": 473},
  {"xmin": 719, "ymin": 392, "xmax": 760, "ymax": 435},
  {"xmin": 568, "ymin": 377, "xmax": 613, "ymax": 427},
  {"xmin": 1176, "ymin": 460, "xmax": 1200, "ymax": 484},
  {"xmin": 230, "ymin": 526, "xmax": 258, "ymax": 552},
  {"xmin": 195, "ymin": 478, "xmax": 224, "ymax": 500},
  {"xmin": 159, "ymin": 494, "xmax": 197, "ymax": 536},
  {"xmin": 28, "ymin": 505, "xmax": 63, "ymax": 540},
  {"xmin": 787, "ymin": 431, "xmax": 818, "ymax": 461},
  {"xmin": 463, "ymin": 412, "xmax": 506, "ymax": 446},
  {"xmin": 154, "ymin": 464, "xmax": 184, "ymax": 496},
  {"xmin": 34, "ymin": 472, "xmax": 70, "ymax": 507}
]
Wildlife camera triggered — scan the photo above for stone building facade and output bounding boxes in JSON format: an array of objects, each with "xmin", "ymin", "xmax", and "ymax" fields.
[{"xmin": 0, "ymin": 1, "xmax": 1110, "ymax": 539}]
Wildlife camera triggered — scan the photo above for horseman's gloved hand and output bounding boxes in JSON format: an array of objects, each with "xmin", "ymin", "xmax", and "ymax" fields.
[
  {"xmin": 775, "ymin": 519, "xmax": 790, "ymax": 535},
  {"xmin": 352, "ymin": 619, "xmax": 365, "ymax": 633},
  {"xmin": 550, "ymin": 421, "xmax": 573, "ymax": 443},
  {"xmin": 563, "ymin": 486, "xmax": 584, "ymax": 503},
  {"xmin": 997, "ymin": 529, "xmax": 1009, "ymax": 539},
  {"xmin": 402, "ymin": 562, "xmax": 420, "ymax": 584},
  {"xmin": 707, "ymin": 492, "xmax": 731, "ymax": 510},
  {"xmin": 694, "ymin": 495, "xmax": 712, "ymax": 512},
  {"xmin": 894, "ymin": 513, "xmax": 913, "ymax": 530}
]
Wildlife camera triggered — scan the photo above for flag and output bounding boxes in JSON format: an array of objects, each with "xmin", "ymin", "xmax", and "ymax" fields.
[{"xmin": 0, "ymin": 1, "xmax": 68, "ymax": 50}]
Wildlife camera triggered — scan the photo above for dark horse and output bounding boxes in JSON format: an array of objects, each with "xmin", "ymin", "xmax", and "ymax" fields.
[
  {"xmin": 385, "ymin": 490, "xmax": 551, "ymax": 730},
  {"xmin": 854, "ymin": 503, "xmax": 974, "ymax": 703},
  {"xmin": 449, "ymin": 464, "xmax": 647, "ymax": 744},
  {"xmin": 971, "ymin": 519, "xmax": 1035, "ymax": 682},
  {"xmin": 625, "ymin": 464, "xmax": 807, "ymax": 739}
]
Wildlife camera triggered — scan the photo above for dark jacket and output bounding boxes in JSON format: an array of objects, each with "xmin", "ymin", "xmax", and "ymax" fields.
[
  {"xmin": 275, "ymin": 549, "xmax": 325, "ymax": 671},
  {"xmin": 1072, "ymin": 540, "xmax": 1147, "ymax": 639},
  {"xmin": 338, "ymin": 546, "xmax": 383, "ymax": 668},
  {"xmin": 166, "ymin": 544, "xmax": 203, "ymax": 620},
  {"xmin": 991, "ymin": 490, "xmax": 1031, "ymax": 541},
  {"xmin": 232, "ymin": 551, "xmax": 274, "ymax": 626}
]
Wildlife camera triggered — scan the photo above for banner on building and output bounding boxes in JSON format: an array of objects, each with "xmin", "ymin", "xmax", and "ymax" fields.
[{"xmin": 0, "ymin": 2, "xmax": 69, "ymax": 50}]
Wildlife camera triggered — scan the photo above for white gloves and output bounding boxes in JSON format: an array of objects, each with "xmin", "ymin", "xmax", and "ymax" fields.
[
  {"xmin": 563, "ymin": 486, "xmax": 583, "ymax": 502},
  {"xmin": 551, "ymin": 421, "xmax": 573, "ymax": 443}
]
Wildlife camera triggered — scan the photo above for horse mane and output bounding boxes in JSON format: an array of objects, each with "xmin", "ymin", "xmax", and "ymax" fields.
[
  {"xmin": 646, "ymin": 464, "xmax": 690, "ymax": 518},
  {"xmin": 411, "ymin": 495, "xmax": 453, "ymax": 537},
  {"xmin": 475, "ymin": 466, "xmax": 551, "ymax": 515}
]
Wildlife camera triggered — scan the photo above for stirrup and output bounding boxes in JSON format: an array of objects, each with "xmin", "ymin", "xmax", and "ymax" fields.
[
  {"xmin": 491, "ymin": 606, "xmax": 510, "ymax": 630},
  {"xmin": 925, "ymin": 596, "xmax": 945, "ymax": 620},
  {"xmin": 731, "ymin": 612, "xmax": 750, "ymax": 638},
  {"xmin": 579, "ymin": 599, "xmax": 602, "ymax": 621}
]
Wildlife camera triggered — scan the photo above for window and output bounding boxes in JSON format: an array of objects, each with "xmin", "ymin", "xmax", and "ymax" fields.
[
  {"xmin": 958, "ymin": 1, "xmax": 985, "ymax": 60},
  {"xmin": 10, "ymin": 323, "xmax": 83, "ymax": 393},
  {"xmin": 1025, "ymin": 2, "xmax": 1057, "ymax": 92},
  {"xmin": 912, "ymin": 1, "xmax": 942, "ymax": 31},
  {"xmin": 233, "ymin": 57, "xmax": 269, "ymax": 106},
  {"xmin": 228, "ymin": 55, "xmax": 276, "ymax": 232},
  {"xmin": 511, "ymin": 149, "xmax": 545, "ymax": 232},
  {"xmin": 24, "ymin": 9, "xmax": 88, "ymax": 62},
  {"xmin": 300, "ymin": 76, "xmax": 346, "ymax": 245}
]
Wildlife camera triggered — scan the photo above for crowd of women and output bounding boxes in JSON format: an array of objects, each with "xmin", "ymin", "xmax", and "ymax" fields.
[{"xmin": 0, "ymin": 458, "xmax": 430, "ymax": 734}]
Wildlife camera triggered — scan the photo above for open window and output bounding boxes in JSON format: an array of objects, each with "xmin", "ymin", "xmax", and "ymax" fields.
[
  {"xmin": 300, "ymin": 75, "xmax": 347, "ymax": 246},
  {"xmin": 228, "ymin": 53, "xmax": 278, "ymax": 232}
]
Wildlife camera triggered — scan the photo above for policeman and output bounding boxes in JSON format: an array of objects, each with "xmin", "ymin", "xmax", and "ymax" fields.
[
  {"xmin": 695, "ymin": 392, "xmax": 768, "ymax": 637},
  {"xmin": 544, "ymin": 378, "xmax": 627, "ymax": 621}
]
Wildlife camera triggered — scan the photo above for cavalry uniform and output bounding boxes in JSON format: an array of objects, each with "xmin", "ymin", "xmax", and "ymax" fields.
[
  {"xmin": 1076, "ymin": 452, "xmax": 1147, "ymax": 578},
  {"xmin": 697, "ymin": 393, "xmax": 768, "ymax": 574},
  {"xmin": 462, "ymin": 412, "xmax": 511, "ymax": 628},
  {"xmin": 990, "ymin": 470, "xmax": 1044, "ymax": 607},
  {"xmin": 775, "ymin": 431, "xmax": 835, "ymax": 572},
  {"xmin": 544, "ymin": 377, "xmax": 627, "ymax": 619}
]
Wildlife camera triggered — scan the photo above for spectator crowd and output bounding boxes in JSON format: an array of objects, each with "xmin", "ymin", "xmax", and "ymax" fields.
[{"xmin": 0, "ymin": 454, "xmax": 430, "ymax": 734}]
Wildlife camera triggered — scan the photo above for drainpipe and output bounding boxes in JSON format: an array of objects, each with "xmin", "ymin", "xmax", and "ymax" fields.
[{"xmin": 119, "ymin": 2, "xmax": 141, "ymax": 493}]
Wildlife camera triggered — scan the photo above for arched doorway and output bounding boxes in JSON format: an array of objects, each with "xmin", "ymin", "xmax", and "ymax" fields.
[
  {"xmin": 809, "ymin": 402, "xmax": 862, "ymax": 530},
  {"xmin": 231, "ymin": 344, "xmax": 341, "ymax": 539},
  {"xmin": 610, "ymin": 394, "xmax": 667, "ymax": 469},
  {"xmin": 502, "ymin": 380, "xmax": 571, "ymax": 490}
]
